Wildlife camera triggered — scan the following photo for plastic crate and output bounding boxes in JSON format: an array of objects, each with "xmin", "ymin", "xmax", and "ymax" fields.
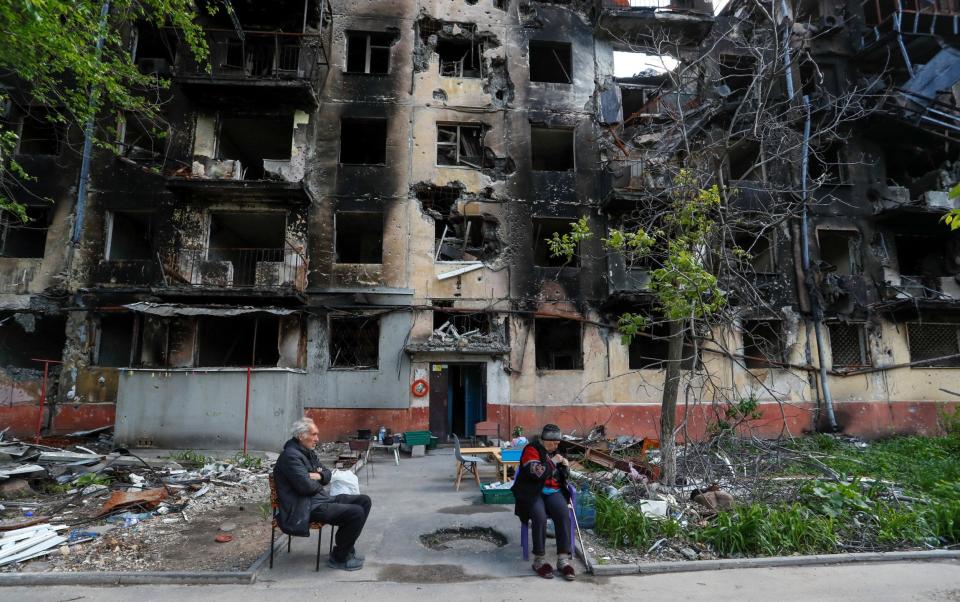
[
  {"xmin": 481, "ymin": 485, "xmax": 515, "ymax": 504},
  {"xmin": 428, "ymin": 436, "xmax": 439, "ymax": 450},
  {"xmin": 403, "ymin": 430, "xmax": 432, "ymax": 446},
  {"xmin": 500, "ymin": 448, "xmax": 522, "ymax": 462}
]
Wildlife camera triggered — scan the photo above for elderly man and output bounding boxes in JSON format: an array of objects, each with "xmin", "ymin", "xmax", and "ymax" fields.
[{"xmin": 274, "ymin": 417, "xmax": 372, "ymax": 571}]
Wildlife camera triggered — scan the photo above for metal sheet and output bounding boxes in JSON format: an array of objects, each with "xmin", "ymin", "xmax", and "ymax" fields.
[{"xmin": 124, "ymin": 302, "xmax": 298, "ymax": 317}]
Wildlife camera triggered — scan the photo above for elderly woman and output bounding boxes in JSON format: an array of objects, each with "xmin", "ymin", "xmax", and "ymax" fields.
[
  {"xmin": 273, "ymin": 417, "xmax": 372, "ymax": 571},
  {"xmin": 510, "ymin": 423, "xmax": 575, "ymax": 580}
]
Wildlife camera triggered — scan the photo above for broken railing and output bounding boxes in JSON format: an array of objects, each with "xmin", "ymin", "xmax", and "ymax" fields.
[
  {"xmin": 187, "ymin": 30, "xmax": 320, "ymax": 80},
  {"xmin": 167, "ymin": 247, "xmax": 306, "ymax": 291},
  {"xmin": 861, "ymin": 0, "xmax": 960, "ymax": 29}
]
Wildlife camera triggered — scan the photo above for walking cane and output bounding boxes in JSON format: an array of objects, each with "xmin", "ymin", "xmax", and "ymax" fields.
[{"xmin": 569, "ymin": 499, "xmax": 592, "ymax": 575}]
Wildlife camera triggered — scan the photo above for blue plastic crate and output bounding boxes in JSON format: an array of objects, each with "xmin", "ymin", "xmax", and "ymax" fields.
[{"xmin": 501, "ymin": 448, "xmax": 522, "ymax": 462}]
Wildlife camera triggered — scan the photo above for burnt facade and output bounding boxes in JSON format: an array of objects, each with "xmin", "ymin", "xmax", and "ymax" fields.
[{"xmin": 1, "ymin": 0, "xmax": 958, "ymax": 448}]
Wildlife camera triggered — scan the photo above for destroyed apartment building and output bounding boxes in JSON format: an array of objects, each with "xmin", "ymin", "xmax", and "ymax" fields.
[{"xmin": 0, "ymin": 0, "xmax": 958, "ymax": 449}]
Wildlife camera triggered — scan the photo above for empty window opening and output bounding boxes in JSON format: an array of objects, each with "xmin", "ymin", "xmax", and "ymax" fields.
[
  {"xmin": 535, "ymin": 318, "xmax": 582, "ymax": 370},
  {"xmin": 132, "ymin": 24, "xmax": 175, "ymax": 73},
  {"xmin": 907, "ymin": 323, "xmax": 960, "ymax": 367},
  {"xmin": 120, "ymin": 114, "xmax": 166, "ymax": 162},
  {"xmin": 728, "ymin": 142, "xmax": 761, "ymax": 180},
  {"xmin": 340, "ymin": 118, "xmax": 387, "ymax": 165},
  {"xmin": 330, "ymin": 315, "xmax": 380, "ymax": 368},
  {"xmin": 1, "ymin": 206, "xmax": 50, "ymax": 259},
  {"xmin": 0, "ymin": 312, "xmax": 66, "ymax": 369},
  {"xmin": 217, "ymin": 116, "xmax": 293, "ymax": 180},
  {"xmin": 627, "ymin": 322, "xmax": 697, "ymax": 370},
  {"xmin": 345, "ymin": 31, "xmax": 393, "ymax": 74},
  {"xmin": 809, "ymin": 144, "xmax": 849, "ymax": 184},
  {"xmin": 529, "ymin": 41, "xmax": 572, "ymax": 84},
  {"xmin": 437, "ymin": 124, "xmax": 486, "ymax": 168},
  {"xmin": 531, "ymin": 127, "xmax": 574, "ymax": 171},
  {"xmin": 620, "ymin": 86, "xmax": 654, "ymax": 124},
  {"xmin": 895, "ymin": 234, "xmax": 950, "ymax": 279},
  {"xmin": 742, "ymin": 319, "xmax": 783, "ymax": 368},
  {"xmin": 718, "ymin": 54, "xmax": 755, "ymax": 95},
  {"xmin": 829, "ymin": 323, "xmax": 870, "ymax": 369},
  {"xmin": 732, "ymin": 230, "xmax": 775, "ymax": 273},
  {"xmin": 336, "ymin": 212, "xmax": 383, "ymax": 263},
  {"xmin": 437, "ymin": 34, "xmax": 483, "ymax": 78},
  {"xmin": 800, "ymin": 61, "xmax": 838, "ymax": 97},
  {"xmin": 95, "ymin": 314, "xmax": 138, "ymax": 367},
  {"xmin": 818, "ymin": 229, "xmax": 861, "ymax": 275},
  {"xmin": 17, "ymin": 109, "xmax": 62, "ymax": 156},
  {"xmin": 107, "ymin": 211, "xmax": 156, "ymax": 261},
  {"xmin": 613, "ymin": 51, "xmax": 677, "ymax": 78},
  {"xmin": 433, "ymin": 310, "xmax": 490, "ymax": 335},
  {"xmin": 534, "ymin": 217, "xmax": 579, "ymax": 267},
  {"xmin": 436, "ymin": 215, "xmax": 492, "ymax": 261},
  {"xmin": 197, "ymin": 315, "xmax": 280, "ymax": 367},
  {"xmin": 207, "ymin": 212, "xmax": 287, "ymax": 287}
]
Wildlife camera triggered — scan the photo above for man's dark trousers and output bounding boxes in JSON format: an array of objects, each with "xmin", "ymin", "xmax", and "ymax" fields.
[{"xmin": 310, "ymin": 494, "xmax": 372, "ymax": 561}]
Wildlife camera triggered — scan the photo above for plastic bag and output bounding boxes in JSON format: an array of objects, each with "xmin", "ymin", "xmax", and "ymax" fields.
[{"xmin": 329, "ymin": 469, "xmax": 360, "ymax": 496}]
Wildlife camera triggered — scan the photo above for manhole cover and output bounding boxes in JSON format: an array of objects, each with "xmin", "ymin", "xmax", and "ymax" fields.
[{"xmin": 419, "ymin": 527, "xmax": 508, "ymax": 553}]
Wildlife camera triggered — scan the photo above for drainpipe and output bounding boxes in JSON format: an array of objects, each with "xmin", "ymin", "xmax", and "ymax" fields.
[
  {"xmin": 70, "ymin": 1, "xmax": 111, "ymax": 247},
  {"xmin": 779, "ymin": 0, "xmax": 795, "ymax": 100},
  {"xmin": 800, "ymin": 95, "xmax": 838, "ymax": 431}
]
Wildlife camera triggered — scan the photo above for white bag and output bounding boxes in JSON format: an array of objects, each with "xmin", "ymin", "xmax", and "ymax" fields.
[{"xmin": 329, "ymin": 469, "xmax": 360, "ymax": 496}]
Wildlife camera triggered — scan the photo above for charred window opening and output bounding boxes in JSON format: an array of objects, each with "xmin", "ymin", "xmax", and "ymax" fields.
[
  {"xmin": 1, "ymin": 206, "xmax": 50, "ymax": 259},
  {"xmin": 529, "ymin": 41, "xmax": 572, "ymax": 84},
  {"xmin": 217, "ymin": 116, "xmax": 293, "ymax": 180},
  {"xmin": 718, "ymin": 54, "xmax": 755, "ymax": 95},
  {"xmin": 345, "ymin": 31, "xmax": 393, "ymax": 74},
  {"xmin": 732, "ymin": 230, "xmax": 775, "ymax": 273},
  {"xmin": 138, "ymin": 316, "xmax": 195, "ymax": 368},
  {"xmin": 17, "ymin": 109, "xmax": 63, "ymax": 156},
  {"xmin": 340, "ymin": 118, "xmax": 387, "ymax": 165},
  {"xmin": 95, "ymin": 314, "xmax": 139, "ymax": 368},
  {"xmin": 742, "ymin": 319, "xmax": 783, "ymax": 368},
  {"xmin": 335, "ymin": 211, "xmax": 383, "ymax": 264},
  {"xmin": 436, "ymin": 215, "xmax": 493, "ymax": 261},
  {"xmin": 437, "ymin": 124, "xmax": 486, "ymax": 168},
  {"xmin": 437, "ymin": 33, "xmax": 483, "ymax": 78},
  {"xmin": 330, "ymin": 315, "xmax": 380, "ymax": 369},
  {"xmin": 907, "ymin": 323, "xmax": 960, "ymax": 367},
  {"xmin": 132, "ymin": 24, "xmax": 175, "ymax": 74},
  {"xmin": 895, "ymin": 234, "xmax": 951, "ymax": 284},
  {"xmin": 535, "ymin": 318, "xmax": 582, "ymax": 370},
  {"xmin": 829, "ymin": 322, "xmax": 870, "ymax": 368},
  {"xmin": 0, "ymin": 312, "xmax": 66, "ymax": 368},
  {"xmin": 620, "ymin": 86, "xmax": 653, "ymax": 124},
  {"xmin": 208, "ymin": 212, "xmax": 287, "ymax": 287},
  {"xmin": 433, "ymin": 310, "xmax": 491, "ymax": 335},
  {"xmin": 809, "ymin": 144, "xmax": 849, "ymax": 184},
  {"xmin": 818, "ymin": 229, "xmax": 861, "ymax": 275},
  {"xmin": 531, "ymin": 127, "xmax": 574, "ymax": 171},
  {"xmin": 107, "ymin": 211, "xmax": 156, "ymax": 261},
  {"xmin": 728, "ymin": 141, "xmax": 760, "ymax": 180},
  {"xmin": 534, "ymin": 217, "xmax": 579, "ymax": 267},
  {"xmin": 627, "ymin": 322, "xmax": 697, "ymax": 370},
  {"xmin": 800, "ymin": 61, "xmax": 838, "ymax": 97},
  {"xmin": 119, "ymin": 113, "xmax": 166, "ymax": 162},
  {"xmin": 197, "ymin": 315, "xmax": 281, "ymax": 367}
]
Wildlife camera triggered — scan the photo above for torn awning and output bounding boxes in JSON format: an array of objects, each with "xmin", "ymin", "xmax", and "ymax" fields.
[{"xmin": 123, "ymin": 302, "xmax": 299, "ymax": 317}]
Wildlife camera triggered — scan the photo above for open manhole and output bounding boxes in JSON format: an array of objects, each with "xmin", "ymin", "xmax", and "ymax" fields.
[{"xmin": 419, "ymin": 527, "xmax": 508, "ymax": 553}]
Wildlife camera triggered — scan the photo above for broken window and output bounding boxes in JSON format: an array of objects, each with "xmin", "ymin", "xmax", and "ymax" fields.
[
  {"xmin": 0, "ymin": 312, "xmax": 66, "ymax": 368},
  {"xmin": 742, "ymin": 319, "xmax": 784, "ymax": 368},
  {"xmin": 531, "ymin": 127, "xmax": 574, "ymax": 171},
  {"xmin": 119, "ymin": 113, "xmax": 166, "ymax": 162},
  {"xmin": 907, "ymin": 323, "xmax": 960, "ymax": 367},
  {"xmin": 534, "ymin": 217, "xmax": 579, "ymax": 267},
  {"xmin": 433, "ymin": 310, "xmax": 491, "ymax": 336},
  {"xmin": 106, "ymin": 211, "xmax": 156, "ymax": 261},
  {"xmin": 345, "ymin": 31, "xmax": 393, "ymax": 74},
  {"xmin": 809, "ymin": 144, "xmax": 849, "ymax": 185},
  {"xmin": 437, "ymin": 32, "xmax": 483, "ymax": 78},
  {"xmin": 535, "ymin": 318, "xmax": 582, "ymax": 370},
  {"xmin": 217, "ymin": 116, "xmax": 293, "ymax": 180},
  {"xmin": 800, "ymin": 61, "xmax": 838, "ymax": 98},
  {"xmin": 436, "ymin": 124, "xmax": 485, "ymax": 168},
  {"xmin": 817, "ymin": 229, "xmax": 861, "ymax": 275},
  {"xmin": 132, "ymin": 24, "xmax": 175, "ymax": 74},
  {"xmin": 336, "ymin": 212, "xmax": 383, "ymax": 264},
  {"xmin": 340, "ymin": 118, "xmax": 387, "ymax": 165},
  {"xmin": 329, "ymin": 315, "xmax": 380, "ymax": 369},
  {"xmin": 435, "ymin": 216, "xmax": 489, "ymax": 261},
  {"xmin": 529, "ymin": 41, "xmax": 572, "ymax": 84},
  {"xmin": 620, "ymin": 86, "xmax": 654, "ymax": 124},
  {"xmin": 718, "ymin": 54, "xmax": 755, "ymax": 95},
  {"xmin": 207, "ymin": 212, "xmax": 287, "ymax": 287},
  {"xmin": 17, "ymin": 109, "xmax": 62, "ymax": 156},
  {"xmin": 829, "ymin": 322, "xmax": 870, "ymax": 369},
  {"xmin": 95, "ymin": 314, "xmax": 139, "ymax": 368},
  {"xmin": 197, "ymin": 315, "xmax": 280, "ymax": 367},
  {"xmin": 727, "ymin": 141, "xmax": 761, "ymax": 181},
  {"xmin": 0, "ymin": 206, "xmax": 50, "ymax": 259},
  {"xmin": 732, "ymin": 230, "xmax": 775, "ymax": 273},
  {"xmin": 627, "ymin": 322, "xmax": 697, "ymax": 370}
]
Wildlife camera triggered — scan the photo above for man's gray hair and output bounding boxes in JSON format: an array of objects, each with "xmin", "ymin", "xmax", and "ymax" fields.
[{"xmin": 291, "ymin": 417, "xmax": 316, "ymax": 439}]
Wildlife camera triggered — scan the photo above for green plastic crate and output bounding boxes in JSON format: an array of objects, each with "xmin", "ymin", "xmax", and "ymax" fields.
[
  {"xmin": 481, "ymin": 485, "xmax": 515, "ymax": 504},
  {"xmin": 404, "ymin": 430, "xmax": 432, "ymax": 446}
]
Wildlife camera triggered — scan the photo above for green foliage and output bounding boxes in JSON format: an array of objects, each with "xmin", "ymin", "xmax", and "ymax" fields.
[
  {"xmin": 942, "ymin": 184, "xmax": 960, "ymax": 231},
  {"xmin": 709, "ymin": 396, "xmax": 763, "ymax": 434},
  {"xmin": 231, "ymin": 452, "xmax": 263, "ymax": 470},
  {"xmin": 594, "ymin": 494, "xmax": 683, "ymax": 550},
  {"xmin": 545, "ymin": 216, "xmax": 593, "ymax": 264},
  {"xmin": 616, "ymin": 313, "xmax": 649, "ymax": 346},
  {"xmin": 169, "ymin": 449, "xmax": 211, "ymax": 466},
  {"xmin": 937, "ymin": 403, "xmax": 960, "ymax": 439},
  {"xmin": 696, "ymin": 503, "xmax": 837, "ymax": 556},
  {"xmin": 799, "ymin": 479, "xmax": 874, "ymax": 518}
]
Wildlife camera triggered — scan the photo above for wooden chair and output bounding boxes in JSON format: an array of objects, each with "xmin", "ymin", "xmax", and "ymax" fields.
[{"xmin": 269, "ymin": 474, "xmax": 335, "ymax": 571}]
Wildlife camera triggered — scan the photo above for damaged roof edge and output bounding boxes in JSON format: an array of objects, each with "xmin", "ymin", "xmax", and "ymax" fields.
[{"xmin": 122, "ymin": 302, "xmax": 300, "ymax": 317}]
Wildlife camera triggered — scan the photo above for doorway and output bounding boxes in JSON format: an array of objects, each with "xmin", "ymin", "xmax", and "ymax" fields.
[{"xmin": 428, "ymin": 363, "xmax": 487, "ymax": 441}]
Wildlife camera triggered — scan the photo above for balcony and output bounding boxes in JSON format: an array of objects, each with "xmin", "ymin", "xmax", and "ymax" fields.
[
  {"xmin": 600, "ymin": 158, "xmax": 673, "ymax": 210},
  {"xmin": 596, "ymin": 0, "xmax": 714, "ymax": 48},
  {"xmin": 175, "ymin": 30, "xmax": 325, "ymax": 108},
  {"xmin": 862, "ymin": 0, "xmax": 960, "ymax": 36},
  {"xmin": 166, "ymin": 246, "xmax": 306, "ymax": 295},
  {"xmin": 608, "ymin": 252, "xmax": 653, "ymax": 297}
]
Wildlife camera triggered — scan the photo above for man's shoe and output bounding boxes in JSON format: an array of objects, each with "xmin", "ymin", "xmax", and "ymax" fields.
[
  {"xmin": 349, "ymin": 549, "xmax": 365, "ymax": 561},
  {"xmin": 327, "ymin": 556, "xmax": 364, "ymax": 571}
]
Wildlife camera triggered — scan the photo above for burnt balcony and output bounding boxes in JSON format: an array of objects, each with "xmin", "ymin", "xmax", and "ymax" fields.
[
  {"xmin": 600, "ymin": 158, "xmax": 673, "ymax": 210},
  {"xmin": 596, "ymin": 0, "xmax": 715, "ymax": 48},
  {"xmin": 862, "ymin": 0, "xmax": 960, "ymax": 36},
  {"xmin": 175, "ymin": 30, "xmax": 325, "ymax": 108},
  {"xmin": 165, "ymin": 246, "xmax": 306, "ymax": 295}
]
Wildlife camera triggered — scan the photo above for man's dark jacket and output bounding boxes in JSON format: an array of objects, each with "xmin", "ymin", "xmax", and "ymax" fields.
[
  {"xmin": 510, "ymin": 438, "xmax": 571, "ymax": 522},
  {"xmin": 273, "ymin": 438, "xmax": 332, "ymax": 536}
]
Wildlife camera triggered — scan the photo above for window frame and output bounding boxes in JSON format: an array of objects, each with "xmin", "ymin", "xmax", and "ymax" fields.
[
  {"xmin": 328, "ymin": 314, "xmax": 381, "ymax": 370},
  {"xmin": 436, "ymin": 123, "xmax": 485, "ymax": 169},
  {"xmin": 344, "ymin": 31, "xmax": 392, "ymax": 75},
  {"xmin": 828, "ymin": 322, "xmax": 871, "ymax": 369},
  {"xmin": 906, "ymin": 322, "xmax": 960, "ymax": 368}
]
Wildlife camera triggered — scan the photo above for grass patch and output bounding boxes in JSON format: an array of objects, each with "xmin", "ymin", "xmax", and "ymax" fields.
[
  {"xmin": 695, "ymin": 503, "xmax": 837, "ymax": 556},
  {"xmin": 595, "ymin": 495, "xmax": 684, "ymax": 550}
]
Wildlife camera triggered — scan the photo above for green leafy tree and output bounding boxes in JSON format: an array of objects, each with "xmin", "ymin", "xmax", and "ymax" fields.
[
  {"xmin": 0, "ymin": 1, "xmax": 208, "ymax": 227},
  {"xmin": 943, "ymin": 183, "xmax": 960, "ymax": 231}
]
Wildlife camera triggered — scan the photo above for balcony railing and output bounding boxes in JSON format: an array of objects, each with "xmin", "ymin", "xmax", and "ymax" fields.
[
  {"xmin": 169, "ymin": 246, "xmax": 306, "ymax": 291},
  {"xmin": 184, "ymin": 30, "xmax": 319, "ymax": 81},
  {"xmin": 602, "ymin": 0, "xmax": 701, "ymax": 10},
  {"xmin": 862, "ymin": 0, "xmax": 960, "ymax": 29}
]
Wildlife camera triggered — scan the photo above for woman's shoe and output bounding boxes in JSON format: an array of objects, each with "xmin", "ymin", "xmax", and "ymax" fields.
[
  {"xmin": 558, "ymin": 555, "xmax": 576, "ymax": 581},
  {"xmin": 532, "ymin": 555, "xmax": 554, "ymax": 579}
]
